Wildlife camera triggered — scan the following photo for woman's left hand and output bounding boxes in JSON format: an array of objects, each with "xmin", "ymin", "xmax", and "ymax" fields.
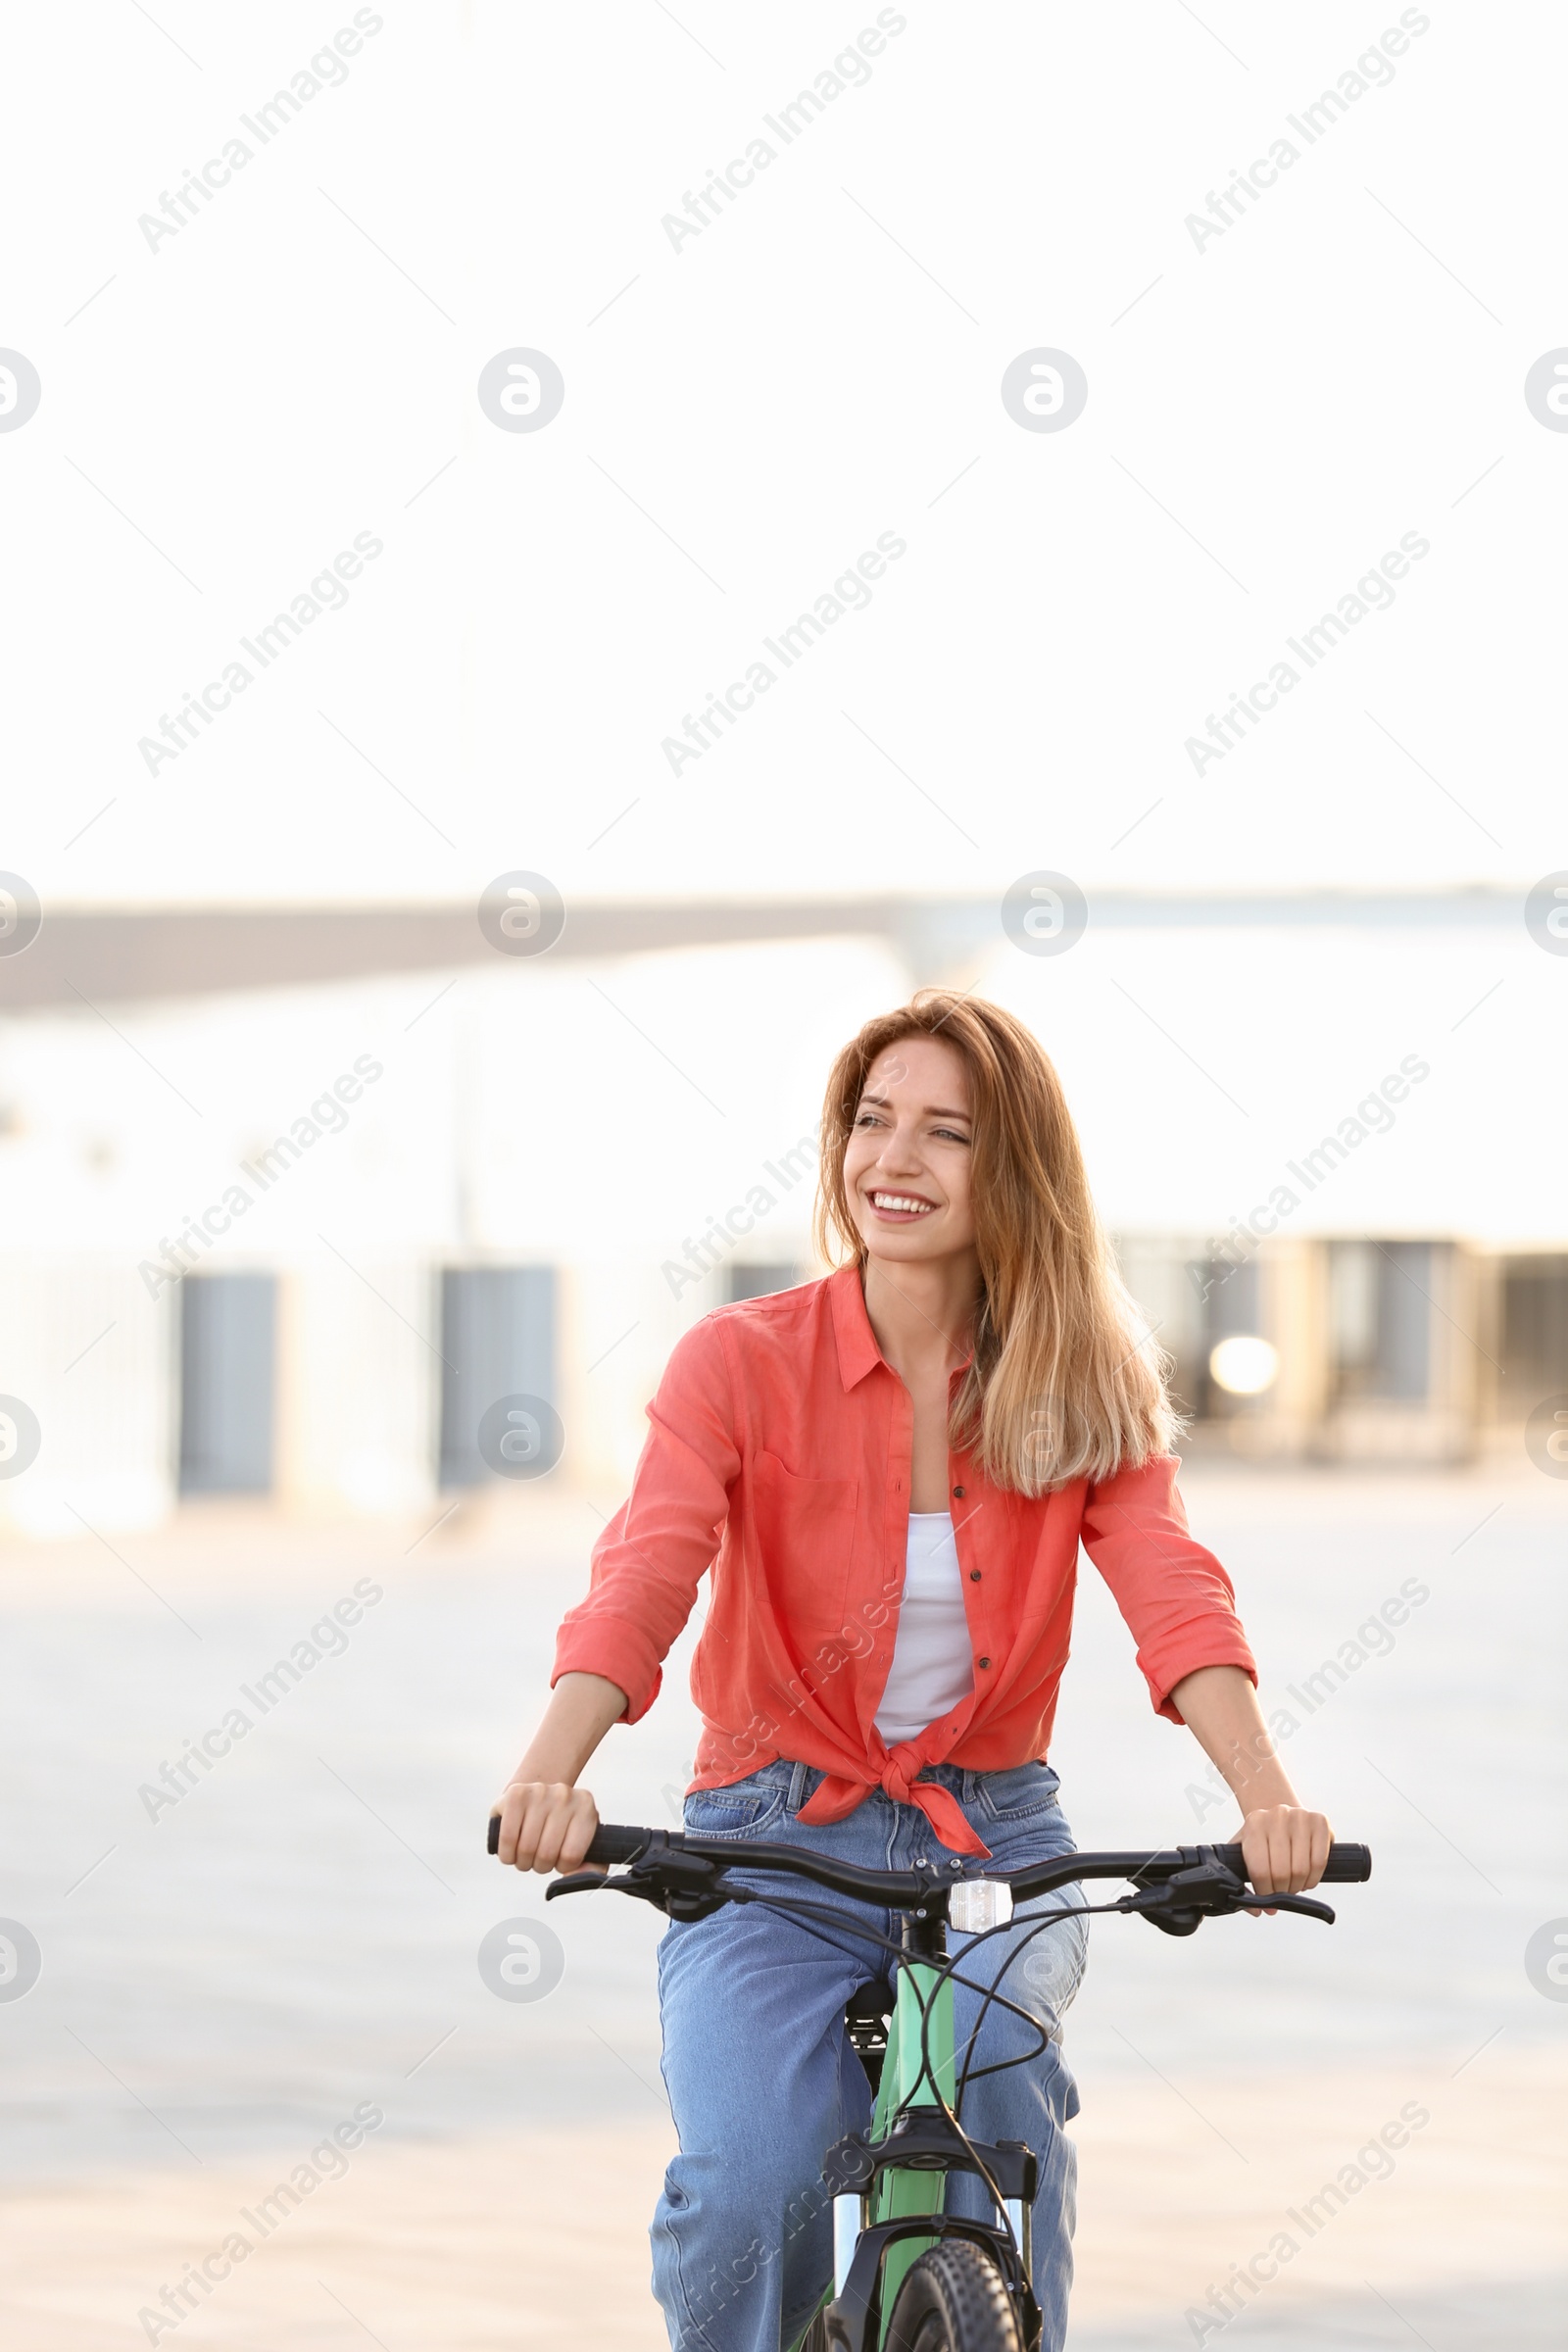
[{"xmin": 1239, "ymin": 1802, "xmax": 1334, "ymax": 1911}]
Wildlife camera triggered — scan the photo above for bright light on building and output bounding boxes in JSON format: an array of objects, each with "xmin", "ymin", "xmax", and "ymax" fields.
[{"xmin": 1209, "ymin": 1336, "xmax": 1279, "ymax": 1396}]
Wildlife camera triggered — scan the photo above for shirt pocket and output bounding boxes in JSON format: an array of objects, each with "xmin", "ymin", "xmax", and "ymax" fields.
[{"xmin": 747, "ymin": 1449, "xmax": 859, "ymax": 1655}]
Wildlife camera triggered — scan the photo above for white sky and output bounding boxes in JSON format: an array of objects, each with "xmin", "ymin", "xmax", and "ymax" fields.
[{"xmin": 2, "ymin": 3, "xmax": 1563, "ymax": 910}]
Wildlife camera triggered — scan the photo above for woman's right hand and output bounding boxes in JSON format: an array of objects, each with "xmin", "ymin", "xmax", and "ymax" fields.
[{"xmin": 491, "ymin": 1779, "xmax": 602, "ymax": 1874}]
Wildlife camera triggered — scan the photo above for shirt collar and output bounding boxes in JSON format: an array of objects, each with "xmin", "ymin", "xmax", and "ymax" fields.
[
  {"xmin": 829, "ymin": 1262, "xmax": 883, "ymax": 1391},
  {"xmin": 828, "ymin": 1262, "xmax": 977, "ymax": 1393}
]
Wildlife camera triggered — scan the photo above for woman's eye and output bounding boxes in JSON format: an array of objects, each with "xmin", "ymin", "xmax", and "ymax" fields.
[{"xmin": 933, "ymin": 1127, "xmax": 970, "ymax": 1145}]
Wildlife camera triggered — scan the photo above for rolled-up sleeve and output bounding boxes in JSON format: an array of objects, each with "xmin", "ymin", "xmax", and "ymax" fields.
[
  {"xmin": 1080, "ymin": 1454, "xmax": 1256, "ymax": 1722},
  {"xmin": 552, "ymin": 1314, "xmax": 741, "ymax": 1723}
]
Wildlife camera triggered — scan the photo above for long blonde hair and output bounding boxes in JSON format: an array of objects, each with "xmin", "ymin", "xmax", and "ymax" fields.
[{"xmin": 814, "ymin": 992, "xmax": 1178, "ymax": 1493}]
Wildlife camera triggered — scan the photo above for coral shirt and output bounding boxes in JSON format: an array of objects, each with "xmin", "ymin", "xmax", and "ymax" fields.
[{"xmin": 553, "ymin": 1267, "xmax": 1255, "ymax": 1858}]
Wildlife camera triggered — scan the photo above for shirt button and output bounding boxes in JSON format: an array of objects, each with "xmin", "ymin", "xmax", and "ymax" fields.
[
  {"xmin": 969, "ymin": 1570, "xmax": 981, "ymax": 1584},
  {"xmin": 952, "ymin": 1485, "xmax": 965, "ymax": 1497},
  {"xmin": 978, "ymin": 1656, "xmax": 992, "ymax": 1670}
]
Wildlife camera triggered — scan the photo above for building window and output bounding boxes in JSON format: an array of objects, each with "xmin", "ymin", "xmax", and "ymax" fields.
[
  {"xmin": 438, "ymin": 1267, "xmax": 557, "ymax": 1488},
  {"xmin": 724, "ymin": 1264, "xmax": 801, "ymax": 1305},
  {"xmin": 1182, "ymin": 1255, "xmax": 1266, "ymax": 1418},
  {"xmin": 1500, "ymin": 1255, "xmax": 1568, "ymax": 1414},
  {"xmin": 1329, "ymin": 1241, "xmax": 1432, "ymax": 1401},
  {"xmin": 178, "ymin": 1273, "xmax": 277, "ymax": 1494}
]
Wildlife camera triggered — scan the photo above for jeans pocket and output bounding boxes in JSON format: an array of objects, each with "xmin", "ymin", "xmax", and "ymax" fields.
[
  {"xmin": 683, "ymin": 1775, "xmax": 787, "ymax": 1839},
  {"xmin": 977, "ymin": 1762, "xmax": 1062, "ymax": 1823}
]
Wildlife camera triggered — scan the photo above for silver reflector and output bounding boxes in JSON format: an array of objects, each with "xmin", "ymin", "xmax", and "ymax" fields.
[{"xmin": 948, "ymin": 1879, "xmax": 1014, "ymax": 1934}]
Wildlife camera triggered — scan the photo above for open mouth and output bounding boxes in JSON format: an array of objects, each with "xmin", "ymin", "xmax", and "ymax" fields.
[{"xmin": 866, "ymin": 1190, "xmax": 937, "ymax": 1222}]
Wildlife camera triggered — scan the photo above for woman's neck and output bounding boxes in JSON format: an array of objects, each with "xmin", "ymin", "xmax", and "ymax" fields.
[{"xmin": 859, "ymin": 1251, "xmax": 978, "ymax": 1384}]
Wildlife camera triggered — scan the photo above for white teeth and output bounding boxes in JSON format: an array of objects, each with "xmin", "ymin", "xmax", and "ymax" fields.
[{"xmin": 872, "ymin": 1193, "xmax": 932, "ymax": 1214}]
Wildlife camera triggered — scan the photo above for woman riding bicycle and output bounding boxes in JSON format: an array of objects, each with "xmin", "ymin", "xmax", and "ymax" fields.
[{"xmin": 492, "ymin": 993, "xmax": 1332, "ymax": 2352}]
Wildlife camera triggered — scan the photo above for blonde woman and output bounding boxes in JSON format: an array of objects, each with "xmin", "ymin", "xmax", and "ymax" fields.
[{"xmin": 493, "ymin": 994, "xmax": 1331, "ymax": 2352}]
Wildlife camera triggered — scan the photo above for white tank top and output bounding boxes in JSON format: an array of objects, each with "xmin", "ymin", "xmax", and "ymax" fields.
[{"xmin": 874, "ymin": 1510, "xmax": 975, "ymax": 1745}]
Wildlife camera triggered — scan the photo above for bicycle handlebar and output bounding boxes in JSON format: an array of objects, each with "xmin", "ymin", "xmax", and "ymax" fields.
[
  {"xmin": 486, "ymin": 1814, "xmax": 1371, "ymax": 1902},
  {"xmin": 584, "ymin": 1824, "xmax": 655, "ymax": 1866}
]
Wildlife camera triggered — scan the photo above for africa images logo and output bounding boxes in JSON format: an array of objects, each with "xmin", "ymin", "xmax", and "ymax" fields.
[{"xmin": 476, "ymin": 350, "xmax": 564, "ymax": 433}]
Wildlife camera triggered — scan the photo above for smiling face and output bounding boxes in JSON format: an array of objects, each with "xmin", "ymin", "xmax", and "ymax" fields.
[{"xmin": 841, "ymin": 1034, "xmax": 978, "ymax": 1268}]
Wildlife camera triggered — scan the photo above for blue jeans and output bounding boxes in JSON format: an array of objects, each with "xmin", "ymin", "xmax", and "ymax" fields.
[{"xmin": 651, "ymin": 1758, "xmax": 1088, "ymax": 2352}]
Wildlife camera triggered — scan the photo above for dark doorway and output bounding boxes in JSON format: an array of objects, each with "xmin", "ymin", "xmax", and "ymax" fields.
[
  {"xmin": 438, "ymin": 1266, "xmax": 557, "ymax": 1487},
  {"xmin": 1330, "ymin": 1241, "xmax": 1433, "ymax": 1401},
  {"xmin": 1500, "ymin": 1255, "xmax": 1568, "ymax": 1415},
  {"xmin": 178, "ymin": 1273, "xmax": 277, "ymax": 1494},
  {"xmin": 1182, "ymin": 1253, "xmax": 1264, "ymax": 1419}
]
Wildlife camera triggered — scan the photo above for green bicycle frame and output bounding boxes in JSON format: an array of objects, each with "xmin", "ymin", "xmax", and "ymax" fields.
[
  {"xmin": 788, "ymin": 1948, "xmax": 971, "ymax": 2352},
  {"xmin": 867, "ymin": 1950, "xmax": 956, "ymax": 2315}
]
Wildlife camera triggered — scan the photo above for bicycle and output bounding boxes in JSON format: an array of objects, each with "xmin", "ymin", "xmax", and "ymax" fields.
[{"xmin": 486, "ymin": 1814, "xmax": 1371, "ymax": 2352}]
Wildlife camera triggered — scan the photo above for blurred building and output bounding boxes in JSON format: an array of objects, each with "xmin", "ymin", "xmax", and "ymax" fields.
[{"xmin": 0, "ymin": 895, "xmax": 1560, "ymax": 1534}]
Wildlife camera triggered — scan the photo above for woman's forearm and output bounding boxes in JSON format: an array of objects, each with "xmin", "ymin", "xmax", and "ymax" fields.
[
  {"xmin": 1167, "ymin": 1662, "xmax": 1332, "ymax": 1894},
  {"xmin": 1167, "ymin": 1663, "xmax": 1298, "ymax": 1809},
  {"xmin": 512, "ymin": 1670, "xmax": 629, "ymax": 1784},
  {"xmin": 493, "ymin": 1671, "xmax": 629, "ymax": 1874}
]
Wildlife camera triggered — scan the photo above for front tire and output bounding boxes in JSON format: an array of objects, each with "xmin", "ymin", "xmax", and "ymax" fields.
[{"xmin": 885, "ymin": 2240, "xmax": 1022, "ymax": 2352}]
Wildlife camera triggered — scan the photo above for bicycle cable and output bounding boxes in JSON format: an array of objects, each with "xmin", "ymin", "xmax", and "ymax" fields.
[
  {"xmin": 719, "ymin": 1886, "xmax": 1052, "ymax": 2099},
  {"xmin": 911, "ymin": 1897, "xmax": 1136, "ymax": 2256},
  {"xmin": 724, "ymin": 1881, "xmax": 1135, "ymax": 2271},
  {"xmin": 950, "ymin": 1890, "xmax": 1100, "ymax": 2117},
  {"xmin": 726, "ymin": 1887, "xmax": 1036, "ymax": 2262}
]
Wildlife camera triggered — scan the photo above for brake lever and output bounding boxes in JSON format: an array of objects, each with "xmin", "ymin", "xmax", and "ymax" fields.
[
  {"xmin": 1121, "ymin": 1848, "xmax": 1338, "ymax": 1935},
  {"xmin": 545, "ymin": 1869, "xmax": 617, "ymax": 1900},
  {"xmin": 546, "ymin": 1851, "xmax": 737, "ymax": 1922},
  {"xmin": 1120, "ymin": 1882, "xmax": 1338, "ymax": 1933},
  {"xmin": 1238, "ymin": 1890, "xmax": 1337, "ymax": 1925}
]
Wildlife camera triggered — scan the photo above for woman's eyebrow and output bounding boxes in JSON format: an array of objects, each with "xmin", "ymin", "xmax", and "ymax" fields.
[{"xmin": 858, "ymin": 1092, "xmax": 971, "ymax": 1120}]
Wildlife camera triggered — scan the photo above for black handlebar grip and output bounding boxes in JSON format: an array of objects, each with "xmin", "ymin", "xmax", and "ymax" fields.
[
  {"xmin": 585, "ymin": 1824, "xmax": 652, "ymax": 1865},
  {"xmin": 1216, "ymin": 1839, "xmax": 1371, "ymax": 1885},
  {"xmin": 485, "ymin": 1816, "xmax": 651, "ymax": 1863}
]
